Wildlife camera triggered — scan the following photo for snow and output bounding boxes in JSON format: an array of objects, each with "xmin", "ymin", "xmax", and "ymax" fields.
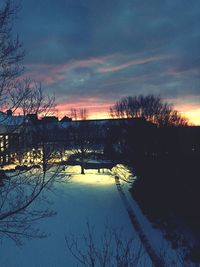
[
  {"xmin": 1, "ymin": 164, "xmax": 196, "ymax": 266},
  {"xmin": 0, "ymin": 166, "xmax": 151, "ymax": 267}
]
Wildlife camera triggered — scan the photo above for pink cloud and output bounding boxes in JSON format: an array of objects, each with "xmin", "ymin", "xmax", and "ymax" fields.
[
  {"xmin": 25, "ymin": 55, "xmax": 111, "ymax": 73},
  {"xmin": 96, "ymin": 55, "xmax": 171, "ymax": 74},
  {"xmin": 22, "ymin": 53, "xmax": 172, "ymax": 88},
  {"xmin": 23, "ymin": 55, "xmax": 113, "ymax": 85}
]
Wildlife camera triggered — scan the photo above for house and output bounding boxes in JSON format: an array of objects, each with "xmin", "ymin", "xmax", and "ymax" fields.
[
  {"xmin": 40, "ymin": 116, "xmax": 58, "ymax": 124},
  {"xmin": 60, "ymin": 116, "xmax": 72, "ymax": 122},
  {"xmin": 0, "ymin": 111, "xmax": 25, "ymax": 165}
]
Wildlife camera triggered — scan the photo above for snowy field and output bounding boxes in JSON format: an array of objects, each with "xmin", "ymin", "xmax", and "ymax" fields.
[{"xmin": 0, "ymin": 166, "xmax": 151, "ymax": 267}]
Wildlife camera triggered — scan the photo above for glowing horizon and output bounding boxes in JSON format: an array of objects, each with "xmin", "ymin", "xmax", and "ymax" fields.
[{"xmin": 56, "ymin": 102, "xmax": 200, "ymax": 125}]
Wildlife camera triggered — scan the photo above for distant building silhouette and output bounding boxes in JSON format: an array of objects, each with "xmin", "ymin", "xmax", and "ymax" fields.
[
  {"xmin": 0, "ymin": 111, "xmax": 200, "ymax": 166},
  {"xmin": 40, "ymin": 116, "xmax": 58, "ymax": 124},
  {"xmin": 60, "ymin": 116, "xmax": 72, "ymax": 122}
]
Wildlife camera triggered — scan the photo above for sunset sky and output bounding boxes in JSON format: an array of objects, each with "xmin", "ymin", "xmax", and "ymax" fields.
[{"xmin": 14, "ymin": 0, "xmax": 200, "ymax": 124}]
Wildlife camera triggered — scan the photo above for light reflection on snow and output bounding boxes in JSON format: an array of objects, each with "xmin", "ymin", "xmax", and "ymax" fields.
[
  {"xmin": 1, "ymin": 164, "xmax": 16, "ymax": 170},
  {"xmin": 71, "ymin": 174, "xmax": 115, "ymax": 185},
  {"xmin": 65, "ymin": 166, "xmax": 115, "ymax": 185}
]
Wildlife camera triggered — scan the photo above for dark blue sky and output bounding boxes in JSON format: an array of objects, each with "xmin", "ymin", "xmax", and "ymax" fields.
[{"xmin": 13, "ymin": 0, "xmax": 200, "ymax": 123}]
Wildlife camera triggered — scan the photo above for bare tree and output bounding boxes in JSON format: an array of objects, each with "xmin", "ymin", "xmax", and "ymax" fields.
[
  {"xmin": 65, "ymin": 108, "xmax": 96, "ymax": 174},
  {"xmin": 70, "ymin": 108, "xmax": 88, "ymax": 121},
  {"xmin": 66, "ymin": 223, "xmax": 146, "ymax": 267},
  {"xmin": 11, "ymin": 79, "xmax": 55, "ymax": 117},
  {"xmin": 110, "ymin": 95, "xmax": 188, "ymax": 127},
  {"xmin": 0, "ymin": 167, "xmax": 59, "ymax": 245},
  {"xmin": 66, "ymin": 121, "xmax": 97, "ymax": 174},
  {"xmin": 0, "ymin": 1, "xmax": 55, "ymax": 118},
  {"xmin": 70, "ymin": 108, "xmax": 78, "ymax": 121},
  {"xmin": 66, "ymin": 223, "xmax": 188, "ymax": 267},
  {"xmin": 0, "ymin": 0, "xmax": 61, "ymax": 245},
  {"xmin": 0, "ymin": 90, "xmax": 60, "ymax": 245},
  {"xmin": 0, "ymin": 0, "xmax": 24, "ymax": 113},
  {"xmin": 79, "ymin": 108, "xmax": 88, "ymax": 120},
  {"xmin": 0, "ymin": 90, "xmax": 61, "ymax": 245}
]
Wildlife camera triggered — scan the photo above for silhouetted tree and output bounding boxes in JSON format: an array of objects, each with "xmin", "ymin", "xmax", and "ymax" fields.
[
  {"xmin": 67, "ymin": 121, "xmax": 98, "ymax": 174},
  {"xmin": 0, "ymin": 0, "xmax": 58, "ymax": 245},
  {"xmin": 0, "ymin": 0, "xmax": 24, "ymax": 113},
  {"xmin": 66, "ymin": 223, "xmax": 185, "ymax": 267},
  {"xmin": 79, "ymin": 108, "xmax": 88, "ymax": 120},
  {"xmin": 70, "ymin": 108, "xmax": 88, "ymax": 121},
  {"xmin": 66, "ymin": 223, "xmax": 145, "ymax": 267},
  {"xmin": 14, "ymin": 79, "xmax": 55, "ymax": 117},
  {"xmin": 70, "ymin": 108, "xmax": 77, "ymax": 120},
  {"xmin": 110, "ymin": 95, "xmax": 188, "ymax": 127},
  {"xmin": 66, "ymin": 108, "xmax": 96, "ymax": 174}
]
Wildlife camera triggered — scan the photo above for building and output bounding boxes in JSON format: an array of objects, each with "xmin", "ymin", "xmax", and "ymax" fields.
[
  {"xmin": 0, "ymin": 111, "xmax": 25, "ymax": 165},
  {"xmin": 0, "ymin": 109, "xmax": 199, "ymax": 168}
]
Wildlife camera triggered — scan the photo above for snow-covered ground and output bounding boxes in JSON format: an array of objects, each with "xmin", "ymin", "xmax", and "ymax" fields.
[{"xmin": 0, "ymin": 166, "xmax": 151, "ymax": 267}]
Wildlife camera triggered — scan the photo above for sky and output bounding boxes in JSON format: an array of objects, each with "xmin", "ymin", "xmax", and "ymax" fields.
[{"xmin": 12, "ymin": 0, "xmax": 200, "ymax": 124}]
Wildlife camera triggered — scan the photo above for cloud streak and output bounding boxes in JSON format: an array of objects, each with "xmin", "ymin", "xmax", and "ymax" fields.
[{"xmin": 96, "ymin": 55, "xmax": 171, "ymax": 74}]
